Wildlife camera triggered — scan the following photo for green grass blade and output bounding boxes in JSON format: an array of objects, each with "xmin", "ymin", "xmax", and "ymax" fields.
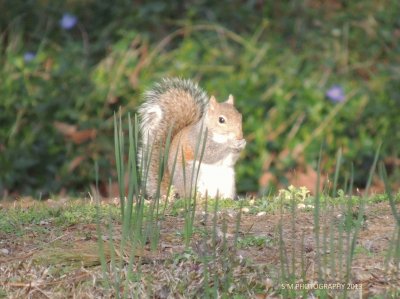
[
  {"xmin": 94, "ymin": 161, "xmax": 110, "ymax": 288},
  {"xmin": 313, "ymin": 144, "xmax": 323, "ymax": 283},
  {"xmin": 233, "ymin": 200, "xmax": 244, "ymax": 250},
  {"xmin": 345, "ymin": 144, "xmax": 381, "ymax": 293},
  {"xmin": 114, "ymin": 112, "xmax": 125, "ymax": 216},
  {"xmin": 379, "ymin": 163, "xmax": 400, "ymax": 269},
  {"xmin": 332, "ymin": 148, "xmax": 342, "ymax": 197}
]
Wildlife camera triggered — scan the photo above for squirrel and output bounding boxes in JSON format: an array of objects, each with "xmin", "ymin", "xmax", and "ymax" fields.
[{"xmin": 138, "ymin": 78, "xmax": 246, "ymax": 199}]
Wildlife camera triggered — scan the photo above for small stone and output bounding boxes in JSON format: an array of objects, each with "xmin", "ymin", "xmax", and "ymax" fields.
[
  {"xmin": 242, "ymin": 207, "xmax": 250, "ymax": 213},
  {"xmin": 0, "ymin": 248, "xmax": 10, "ymax": 255},
  {"xmin": 40, "ymin": 220, "xmax": 50, "ymax": 226},
  {"xmin": 298, "ymin": 203, "xmax": 306, "ymax": 209},
  {"xmin": 227, "ymin": 211, "xmax": 236, "ymax": 218},
  {"xmin": 265, "ymin": 277, "xmax": 273, "ymax": 289},
  {"xmin": 257, "ymin": 211, "xmax": 266, "ymax": 217}
]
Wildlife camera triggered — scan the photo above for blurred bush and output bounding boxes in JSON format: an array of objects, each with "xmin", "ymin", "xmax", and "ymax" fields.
[{"xmin": 0, "ymin": 0, "xmax": 399, "ymax": 197}]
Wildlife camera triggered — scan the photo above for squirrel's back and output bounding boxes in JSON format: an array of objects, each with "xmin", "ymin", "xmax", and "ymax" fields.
[{"xmin": 138, "ymin": 78, "xmax": 209, "ymax": 195}]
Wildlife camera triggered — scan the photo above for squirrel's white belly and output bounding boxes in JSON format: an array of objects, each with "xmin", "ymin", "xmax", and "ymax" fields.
[{"xmin": 196, "ymin": 163, "xmax": 236, "ymax": 199}]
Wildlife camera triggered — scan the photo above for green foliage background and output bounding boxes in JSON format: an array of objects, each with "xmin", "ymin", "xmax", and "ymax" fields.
[{"xmin": 1, "ymin": 0, "xmax": 399, "ymax": 197}]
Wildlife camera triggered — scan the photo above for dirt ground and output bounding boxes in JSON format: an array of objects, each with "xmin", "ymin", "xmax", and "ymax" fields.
[{"xmin": 0, "ymin": 199, "xmax": 399, "ymax": 298}]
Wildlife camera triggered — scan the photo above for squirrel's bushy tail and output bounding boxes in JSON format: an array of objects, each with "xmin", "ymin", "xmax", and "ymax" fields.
[{"xmin": 138, "ymin": 78, "xmax": 209, "ymax": 196}]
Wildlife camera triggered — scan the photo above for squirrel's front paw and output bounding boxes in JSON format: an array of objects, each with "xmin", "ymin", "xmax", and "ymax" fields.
[{"xmin": 233, "ymin": 139, "xmax": 246, "ymax": 151}]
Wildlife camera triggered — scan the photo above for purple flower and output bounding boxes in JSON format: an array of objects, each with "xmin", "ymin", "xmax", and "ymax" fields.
[
  {"xmin": 326, "ymin": 85, "xmax": 345, "ymax": 102},
  {"xmin": 24, "ymin": 51, "xmax": 36, "ymax": 62},
  {"xmin": 60, "ymin": 13, "xmax": 77, "ymax": 30}
]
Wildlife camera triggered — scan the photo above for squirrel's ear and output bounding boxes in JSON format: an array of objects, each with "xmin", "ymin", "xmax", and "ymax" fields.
[
  {"xmin": 209, "ymin": 95, "xmax": 218, "ymax": 110},
  {"xmin": 226, "ymin": 94, "xmax": 235, "ymax": 105}
]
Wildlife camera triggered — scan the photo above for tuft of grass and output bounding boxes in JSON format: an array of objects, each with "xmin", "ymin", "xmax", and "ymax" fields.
[
  {"xmin": 237, "ymin": 235, "xmax": 271, "ymax": 248},
  {"xmin": 0, "ymin": 199, "xmax": 119, "ymax": 235}
]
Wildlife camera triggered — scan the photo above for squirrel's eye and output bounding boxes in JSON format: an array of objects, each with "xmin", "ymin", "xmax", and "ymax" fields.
[{"xmin": 218, "ymin": 116, "xmax": 226, "ymax": 124}]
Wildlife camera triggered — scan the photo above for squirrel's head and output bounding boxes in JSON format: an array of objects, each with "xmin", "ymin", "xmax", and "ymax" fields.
[{"xmin": 205, "ymin": 95, "xmax": 244, "ymax": 143}]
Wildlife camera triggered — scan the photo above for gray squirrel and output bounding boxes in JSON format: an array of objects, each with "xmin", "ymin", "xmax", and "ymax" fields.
[{"xmin": 138, "ymin": 78, "xmax": 246, "ymax": 199}]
